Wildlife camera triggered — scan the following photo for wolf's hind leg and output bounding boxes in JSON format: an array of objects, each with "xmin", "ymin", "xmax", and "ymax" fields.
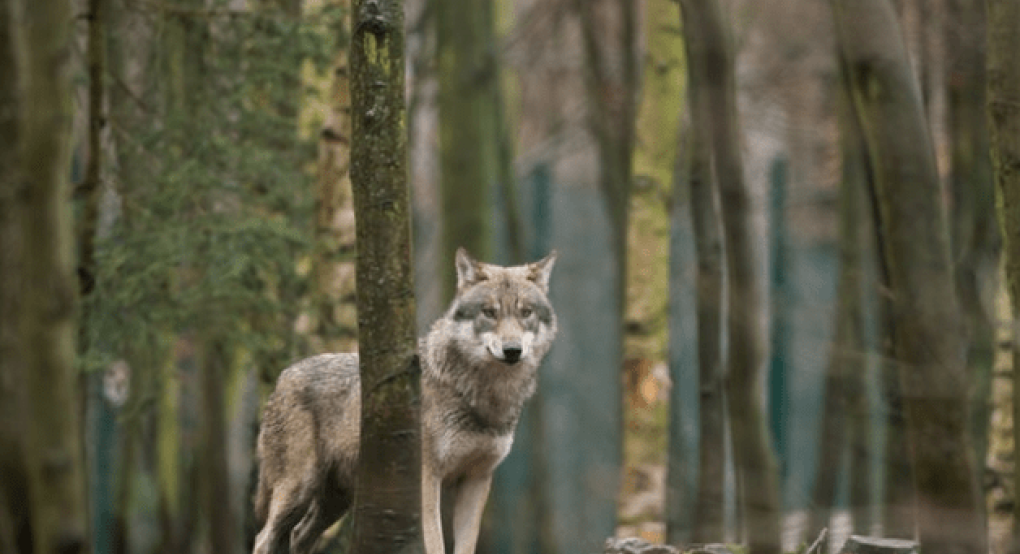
[
  {"xmin": 290, "ymin": 491, "xmax": 350, "ymax": 554},
  {"xmin": 252, "ymin": 480, "xmax": 312, "ymax": 554}
]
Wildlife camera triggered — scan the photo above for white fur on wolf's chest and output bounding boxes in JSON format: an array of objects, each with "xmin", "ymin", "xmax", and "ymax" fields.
[{"xmin": 431, "ymin": 426, "xmax": 514, "ymax": 482}]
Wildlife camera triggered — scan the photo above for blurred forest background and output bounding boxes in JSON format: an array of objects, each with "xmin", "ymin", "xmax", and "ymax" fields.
[{"xmin": 3, "ymin": 0, "xmax": 1020, "ymax": 554}]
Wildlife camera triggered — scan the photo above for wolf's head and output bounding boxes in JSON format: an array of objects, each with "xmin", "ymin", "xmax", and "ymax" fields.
[{"xmin": 441, "ymin": 248, "xmax": 558, "ymax": 368}]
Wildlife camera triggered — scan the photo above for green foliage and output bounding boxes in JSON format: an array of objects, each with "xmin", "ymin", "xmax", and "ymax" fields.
[{"xmin": 82, "ymin": 1, "xmax": 344, "ymax": 376}]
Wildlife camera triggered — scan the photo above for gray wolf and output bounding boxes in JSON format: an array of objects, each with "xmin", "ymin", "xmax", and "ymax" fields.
[{"xmin": 252, "ymin": 248, "xmax": 558, "ymax": 554}]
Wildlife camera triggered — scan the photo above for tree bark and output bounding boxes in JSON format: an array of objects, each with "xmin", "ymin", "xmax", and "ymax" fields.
[
  {"xmin": 675, "ymin": 10, "xmax": 727, "ymax": 539},
  {"xmin": 986, "ymin": 1, "xmax": 1020, "ymax": 553},
  {"xmin": 679, "ymin": 0, "xmax": 782, "ymax": 551},
  {"xmin": 79, "ymin": 0, "xmax": 106, "ymax": 301},
  {"xmin": 0, "ymin": 2, "xmax": 31, "ymax": 551},
  {"xmin": 436, "ymin": 0, "xmax": 497, "ymax": 298},
  {"xmin": 945, "ymin": 0, "xmax": 998, "ymax": 479},
  {"xmin": 877, "ymin": 269, "xmax": 917, "ymax": 539},
  {"xmin": 349, "ymin": 0, "xmax": 423, "ymax": 553},
  {"xmin": 832, "ymin": 2, "xmax": 987, "ymax": 554},
  {"xmin": 312, "ymin": 0, "xmax": 358, "ymax": 354},
  {"xmin": 8, "ymin": 0, "xmax": 88, "ymax": 551},
  {"xmin": 575, "ymin": 0, "xmax": 638, "ymax": 278},
  {"xmin": 200, "ymin": 339, "xmax": 238, "ymax": 554},
  {"xmin": 841, "ymin": 91, "xmax": 873, "ymax": 535}
]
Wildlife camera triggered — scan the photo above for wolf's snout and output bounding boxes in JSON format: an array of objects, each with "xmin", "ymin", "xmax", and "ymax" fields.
[{"xmin": 502, "ymin": 343, "xmax": 522, "ymax": 364}]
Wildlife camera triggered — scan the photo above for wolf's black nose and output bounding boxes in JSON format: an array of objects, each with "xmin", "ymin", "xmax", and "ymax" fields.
[{"xmin": 503, "ymin": 344, "xmax": 522, "ymax": 364}]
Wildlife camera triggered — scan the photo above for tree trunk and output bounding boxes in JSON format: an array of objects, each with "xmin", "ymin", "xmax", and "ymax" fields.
[
  {"xmin": 986, "ymin": 1, "xmax": 1020, "ymax": 553},
  {"xmin": 575, "ymin": 0, "xmax": 637, "ymax": 278},
  {"xmin": 809, "ymin": 74, "xmax": 869, "ymax": 545},
  {"xmin": 840, "ymin": 84, "xmax": 873, "ymax": 535},
  {"xmin": 878, "ymin": 280, "xmax": 917, "ymax": 539},
  {"xmin": 79, "ymin": 0, "xmax": 106, "ymax": 301},
  {"xmin": 436, "ymin": 0, "xmax": 497, "ymax": 298},
  {"xmin": 349, "ymin": 0, "xmax": 423, "ymax": 553},
  {"xmin": 493, "ymin": 59, "xmax": 523, "ymax": 266},
  {"xmin": 0, "ymin": 2, "xmax": 31, "ymax": 551},
  {"xmin": 8, "ymin": 0, "xmax": 88, "ymax": 551},
  {"xmin": 833, "ymin": 2, "xmax": 987, "ymax": 554},
  {"xmin": 860, "ymin": 63, "xmax": 916, "ymax": 536},
  {"xmin": 200, "ymin": 339, "xmax": 238, "ymax": 554},
  {"xmin": 311, "ymin": 0, "xmax": 357, "ymax": 355},
  {"xmin": 675, "ymin": 9, "xmax": 727, "ymax": 538},
  {"xmin": 945, "ymin": 0, "xmax": 998, "ymax": 481},
  {"xmin": 679, "ymin": 0, "xmax": 782, "ymax": 551}
]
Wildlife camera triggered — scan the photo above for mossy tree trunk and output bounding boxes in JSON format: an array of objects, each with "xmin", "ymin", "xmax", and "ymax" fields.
[
  {"xmin": 349, "ymin": 0, "xmax": 423, "ymax": 553},
  {"xmin": 311, "ymin": 0, "xmax": 358, "ymax": 355},
  {"xmin": 436, "ymin": 0, "xmax": 497, "ymax": 299},
  {"xmin": 0, "ymin": 1, "xmax": 30, "ymax": 550},
  {"xmin": 675, "ymin": 7, "xmax": 727, "ymax": 540},
  {"xmin": 679, "ymin": 0, "xmax": 782, "ymax": 551},
  {"xmin": 986, "ymin": 1, "xmax": 1020, "ymax": 553},
  {"xmin": 833, "ymin": 2, "xmax": 987, "ymax": 553},
  {"xmin": 8, "ymin": 0, "xmax": 88, "ymax": 551}
]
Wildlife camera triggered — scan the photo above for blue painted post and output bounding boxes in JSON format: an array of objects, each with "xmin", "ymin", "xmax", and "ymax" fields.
[
  {"xmin": 768, "ymin": 156, "xmax": 790, "ymax": 485},
  {"xmin": 490, "ymin": 163, "xmax": 551, "ymax": 554},
  {"xmin": 666, "ymin": 189, "xmax": 701, "ymax": 543},
  {"xmin": 87, "ymin": 372, "xmax": 118, "ymax": 554},
  {"xmin": 542, "ymin": 181, "xmax": 621, "ymax": 554}
]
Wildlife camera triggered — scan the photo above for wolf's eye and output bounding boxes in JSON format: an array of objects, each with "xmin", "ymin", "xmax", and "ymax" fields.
[
  {"xmin": 482, "ymin": 307, "xmax": 498, "ymax": 319},
  {"xmin": 520, "ymin": 307, "xmax": 533, "ymax": 318}
]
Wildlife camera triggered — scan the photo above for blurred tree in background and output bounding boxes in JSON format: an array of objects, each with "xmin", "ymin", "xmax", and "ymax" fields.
[
  {"xmin": 0, "ymin": 0, "xmax": 31, "ymax": 551},
  {"xmin": 833, "ymin": 2, "xmax": 987, "ymax": 554},
  {"xmin": 988, "ymin": 0, "xmax": 1020, "ymax": 553},
  {"xmin": 435, "ymin": 0, "xmax": 497, "ymax": 298},
  {"xmin": 807, "ymin": 71, "xmax": 870, "ymax": 549},
  {"xmin": 3, "ymin": 0, "xmax": 88, "ymax": 552}
]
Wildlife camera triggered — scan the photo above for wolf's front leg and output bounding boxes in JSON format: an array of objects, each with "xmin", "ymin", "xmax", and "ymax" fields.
[
  {"xmin": 452, "ymin": 474, "xmax": 493, "ymax": 554},
  {"xmin": 422, "ymin": 465, "xmax": 445, "ymax": 554}
]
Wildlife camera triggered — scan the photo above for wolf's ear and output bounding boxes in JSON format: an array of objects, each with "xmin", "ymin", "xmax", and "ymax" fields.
[
  {"xmin": 527, "ymin": 250, "xmax": 557, "ymax": 293},
  {"xmin": 455, "ymin": 247, "xmax": 487, "ymax": 289}
]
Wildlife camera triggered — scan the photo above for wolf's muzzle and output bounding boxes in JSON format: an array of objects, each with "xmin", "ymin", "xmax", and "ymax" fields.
[{"xmin": 502, "ymin": 343, "xmax": 522, "ymax": 364}]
